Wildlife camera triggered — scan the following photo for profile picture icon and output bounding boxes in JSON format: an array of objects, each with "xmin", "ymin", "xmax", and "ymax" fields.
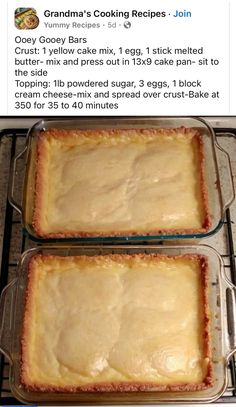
[{"xmin": 15, "ymin": 8, "xmax": 39, "ymax": 29}]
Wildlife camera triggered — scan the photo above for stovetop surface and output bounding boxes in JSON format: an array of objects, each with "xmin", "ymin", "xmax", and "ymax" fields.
[{"xmin": 0, "ymin": 123, "xmax": 235, "ymax": 405}]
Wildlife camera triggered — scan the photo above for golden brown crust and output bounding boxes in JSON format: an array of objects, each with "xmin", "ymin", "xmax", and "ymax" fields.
[
  {"xmin": 23, "ymin": 380, "xmax": 211, "ymax": 393},
  {"xmin": 21, "ymin": 253, "xmax": 213, "ymax": 393},
  {"xmin": 32, "ymin": 127, "xmax": 211, "ymax": 239},
  {"xmin": 21, "ymin": 256, "xmax": 39, "ymax": 388},
  {"xmin": 33, "ymin": 134, "xmax": 49, "ymax": 238},
  {"xmin": 196, "ymin": 135, "xmax": 211, "ymax": 231}
]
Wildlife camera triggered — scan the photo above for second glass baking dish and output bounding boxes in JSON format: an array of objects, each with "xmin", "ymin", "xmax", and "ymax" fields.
[
  {"xmin": 8, "ymin": 117, "xmax": 235, "ymax": 242},
  {"xmin": 0, "ymin": 244, "xmax": 235, "ymax": 404}
]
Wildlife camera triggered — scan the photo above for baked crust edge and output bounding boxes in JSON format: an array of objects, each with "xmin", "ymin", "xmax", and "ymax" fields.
[
  {"xmin": 20, "ymin": 253, "xmax": 213, "ymax": 393},
  {"xmin": 32, "ymin": 127, "xmax": 212, "ymax": 239}
]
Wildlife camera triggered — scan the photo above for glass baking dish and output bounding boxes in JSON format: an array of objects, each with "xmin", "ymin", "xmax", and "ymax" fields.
[
  {"xmin": 0, "ymin": 244, "xmax": 235, "ymax": 404},
  {"xmin": 8, "ymin": 117, "xmax": 235, "ymax": 242}
]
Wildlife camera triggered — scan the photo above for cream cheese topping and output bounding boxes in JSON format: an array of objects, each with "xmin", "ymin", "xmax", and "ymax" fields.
[
  {"xmin": 36, "ymin": 130, "xmax": 206, "ymax": 234},
  {"xmin": 23, "ymin": 255, "xmax": 209, "ymax": 387}
]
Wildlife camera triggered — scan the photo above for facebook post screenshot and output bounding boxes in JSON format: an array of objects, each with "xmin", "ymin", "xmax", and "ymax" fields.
[{"xmin": 0, "ymin": 1, "xmax": 236, "ymax": 406}]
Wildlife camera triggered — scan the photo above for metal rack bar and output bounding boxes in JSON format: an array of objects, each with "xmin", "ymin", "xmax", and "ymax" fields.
[
  {"xmin": 0, "ymin": 133, "xmax": 17, "ymax": 400},
  {"xmin": 225, "ymin": 209, "xmax": 236, "ymax": 397}
]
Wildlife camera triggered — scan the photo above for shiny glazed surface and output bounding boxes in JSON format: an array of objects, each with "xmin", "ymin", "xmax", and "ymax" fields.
[
  {"xmin": 22, "ymin": 254, "xmax": 209, "ymax": 389},
  {"xmin": 35, "ymin": 129, "xmax": 207, "ymax": 235}
]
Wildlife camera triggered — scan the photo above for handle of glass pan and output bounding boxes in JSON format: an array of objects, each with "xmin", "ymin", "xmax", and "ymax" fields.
[
  {"xmin": 224, "ymin": 278, "xmax": 236, "ymax": 360},
  {"xmin": 8, "ymin": 147, "xmax": 26, "ymax": 214},
  {"xmin": 0, "ymin": 279, "xmax": 17, "ymax": 363},
  {"xmin": 215, "ymin": 143, "xmax": 235, "ymax": 213}
]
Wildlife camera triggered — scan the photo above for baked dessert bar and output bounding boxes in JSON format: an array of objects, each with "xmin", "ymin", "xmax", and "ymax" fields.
[
  {"xmin": 32, "ymin": 128, "xmax": 211, "ymax": 238},
  {"xmin": 21, "ymin": 253, "xmax": 212, "ymax": 392}
]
